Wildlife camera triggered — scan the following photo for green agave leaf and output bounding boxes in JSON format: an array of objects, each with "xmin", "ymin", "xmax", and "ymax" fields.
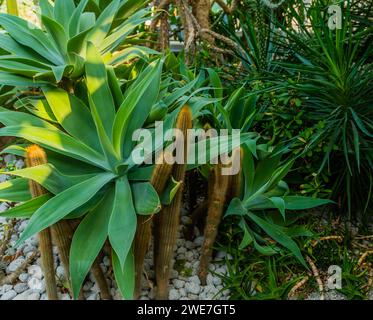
[
  {"xmin": 0, "ymin": 59, "xmax": 47, "ymax": 77},
  {"xmin": 0, "ymin": 13, "xmax": 62, "ymax": 65},
  {"xmin": 67, "ymin": 26, "xmax": 94, "ymax": 56},
  {"xmin": 225, "ymin": 197, "xmax": 247, "ymax": 218},
  {"xmin": 0, "ymin": 34, "xmax": 51, "ymax": 63},
  {"xmin": 0, "ymin": 145, "xmax": 26, "ymax": 157},
  {"xmin": 99, "ymin": 9, "xmax": 149, "ymax": 53},
  {"xmin": 268, "ymin": 197, "xmax": 286, "ymax": 220},
  {"xmin": 39, "ymin": 0, "xmax": 54, "ymax": 19},
  {"xmin": 113, "ymin": 59, "xmax": 163, "ymax": 158},
  {"xmin": 0, "ymin": 72, "xmax": 49, "ymax": 87},
  {"xmin": 109, "ymin": 46, "xmax": 159, "ymax": 66},
  {"xmin": 14, "ymin": 97, "xmax": 58, "ymax": 123},
  {"xmin": 112, "ymin": 247, "xmax": 135, "ymax": 300},
  {"xmin": 87, "ymin": 0, "xmax": 120, "ymax": 47},
  {"xmin": 106, "ymin": 65, "xmax": 123, "ymax": 109},
  {"xmin": 109, "ymin": 177, "xmax": 137, "ymax": 270},
  {"xmin": 41, "ymin": 15, "xmax": 68, "ymax": 60},
  {"xmin": 42, "ymin": 87, "xmax": 102, "ymax": 152},
  {"xmin": 69, "ymin": 0, "xmax": 89, "ymax": 37},
  {"xmin": 238, "ymin": 219, "xmax": 253, "ymax": 250},
  {"xmin": 70, "ymin": 187, "xmax": 114, "ymax": 299},
  {"xmin": 86, "ymin": 42, "xmax": 116, "ymax": 138},
  {"xmin": 131, "ymin": 182, "xmax": 161, "ymax": 215},
  {"xmin": 5, "ymin": 164, "xmax": 71, "ymax": 194},
  {"xmin": 247, "ymin": 211, "xmax": 308, "ymax": 268},
  {"xmin": 0, "ymin": 126, "xmax": 108, "ymax": 170},
  {"xmin": 0, "ymin": 194, "xmax": 52, "ymax": 218},
  {"xmin": 0, "ymin": 108, "xmax": 58, "ymax": 131},
  {"xmin": 0, "ymin": 178, "xmax": 31, "ymax": 202},
  {"xmin": 283, "ymin": 196, "xmax": 334, "ymax": 210},
  {"xmin": 16, "ymin": 172, "xmax": 116, "ymax": 246},
  {"xmin": 54, "ymin": 0, "xmax": 76, "ymax": 31},
  {"xmin": 128, "ymin": 165, "xmax": 154, "ymax": 181}
]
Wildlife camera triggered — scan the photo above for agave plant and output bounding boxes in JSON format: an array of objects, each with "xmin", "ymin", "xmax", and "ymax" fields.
[
  {"xmin": 225, "ymin": 144, "xmax": 333, "ymax": 268},
  {"xmin": 0, "ymin": 0, "xmax": 152, "ymax": 86},
  {"xmin": 0, "ymin": 43, "xmax": 167, "ymax": 299}
]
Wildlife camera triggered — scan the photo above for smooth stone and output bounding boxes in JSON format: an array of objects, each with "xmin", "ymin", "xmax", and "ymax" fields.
[
  {"xmin": 103, "ymin": 256, "xmax": 110, "ymax": 267},
  {"xmin": 1, "ymin": 290, "xmax": 17, "ymax": 300},
  {"xmin": 213, "ymin": 277, "xmax": 222, "ymax": 286},
  {"xmin": 169, "ymin": 289, "xmax": 180, "ymax": 300},
  {"xmin": 0, "ymin": 285, "xmax": 13, "ymax": 295},
  {"xmin": 56, "ymin": 265, "xmax": 65, "ymax": 279},
  {"xmin": 172, "ymin": 279, "xmax": 185, "ymax": 289},
  {"xmin": 18, "ymin": 273, "xmax": 29, "ymax": 282},
  {"xmin": 14, "ymin": 283, "xmax": 28, "ymax": 294},
  {"xmin": 7, "ymin": 257, "xmax": 25, "ymax": 273},
  {"xmin": 179, "ymin": 288, "xmax": 187, "ymax": 297},
  {"xmin": 27, "ymin": 265, "xmax": 43, "ymax": 279},
  {"xmin": 188, "ymin": 275, "xmax": 201, "ymax": 285},
  {"xmin": 185, "ymin": 282, "xmax": 200, "ymax": 295},
  {"xmin": 87, "ymin": 293, "xmax": 98, "ymax": 300},
  {"xmin": 193, "ymin": 236, "xmax": 204, "ymax": 246},
  {"xmin": 27, "ymin": 277, "xmax": 45, "ymax": 291}
]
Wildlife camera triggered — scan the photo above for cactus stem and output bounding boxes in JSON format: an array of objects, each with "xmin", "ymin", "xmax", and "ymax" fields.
[
  {"xmin": 154, "ymin": 105, "xmax": 192, "ymax": 300},
  {"xmin": 26, "ymin": 145, "xmax": 58, "ymax": 300}
]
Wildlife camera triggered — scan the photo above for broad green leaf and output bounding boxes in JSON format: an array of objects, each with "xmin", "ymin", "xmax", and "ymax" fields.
[
  {"xmin": 238, "ymin": 219, "xmax": 253, "ymax": 250},
  {"xmin": 268, "ymin": 197, "xmax": 286, "ymax": 220},
  {"xmin": 0, "ymin": 72, "xmax": 49, "ymax": 87},
  {"xmin": 70, "ymin": 188, "xmax": 114, "ymax": 299},
  {"xmin": 131, "ymin": 182, "xmax": 161, "ymax": 215},
  {"xmin": 0, "ymin": 126, "xmax": 108, "ymax": 170},
  {"xmin": 85, "ymin": 42, "xmax": 116, "ymax": 138},
  {"xmin": 0, "ymin": 145, "xmax": 26, "ymax": 157},
  {"xmin": 0, "ymin": 194, "xmax": 52, "ymax": 218},
  {"xmin": 14, "ymin": 97, "xmax": 58, "ymax": 123},
  {"xmin": 5, "ymin": 164, "xmax": 71, "ymax": 194},
  {"xmin": 225, "ymin": 197, "xmax": 248, "ymax": 218},
  {"xmin": 69, "ymin": 0, "xmax": 89, "ymax": 37},
  {"xmin": 109, "ymin": 177, "xmax": 137, "ymax": 269},
  {"xmin": 41, "ymin": 15, "xmax": 68, "ymax": 59},
  {"xmin": 43, "ymin": 87, "xmax": 101, "ymax": 151},
  {"xmin": 0, "ymin": 178, "xmax": 31, "ymax": 202},
  {"xmin": 283, "ymin": 196, "xmax": 334, "ymax": 210},
  {"xmin": 109, "ymin": 46, "xmax": 159, "ymax": 66},
  {"xmin": 87, "ymin": 0, "xmax": 120, "ymax": 46},
  {"xmin": 106, "ymin": 65, "xmax": 123, "ymax": 109},
  {"xmin": 247, "ymin": 211, "xmax": 308, "ymax": 268},
  {"xmin": 0, "ymin": 108, "xmax": 58, "ymax": 131},
  {"xmin": 112, "ymin": 247, "xmax": 135, "ymax": 300},
  {"xmin": 54, "ymin": 0, "xmax": 76, "ymax": 31},
  {"xmin": 17, "ymin": 172, "xmax": 116, "ymax": 246},
  {"xmin": 113, "ymin": 59, "xmax": 163, "ymax": 158},
  {"xmin": 0, "ymin": 14, "xmax": 62, "ymax": 65},
  {"xmin": 0, "ymin": 33, "xmax": 50, "ymax": 63}
]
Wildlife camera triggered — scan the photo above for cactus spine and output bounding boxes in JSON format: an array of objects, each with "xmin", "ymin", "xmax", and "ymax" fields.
[
  {"xmin": 154, "ymin": 105, "xmax": 192, "ymax": 299},
  {"xmin": 134, "ymin": 151, "xmax": 173, "ymax": 299},
  {"xmin": 26, "ymin": 145, "xmax": 58, "ymax": 300}
]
